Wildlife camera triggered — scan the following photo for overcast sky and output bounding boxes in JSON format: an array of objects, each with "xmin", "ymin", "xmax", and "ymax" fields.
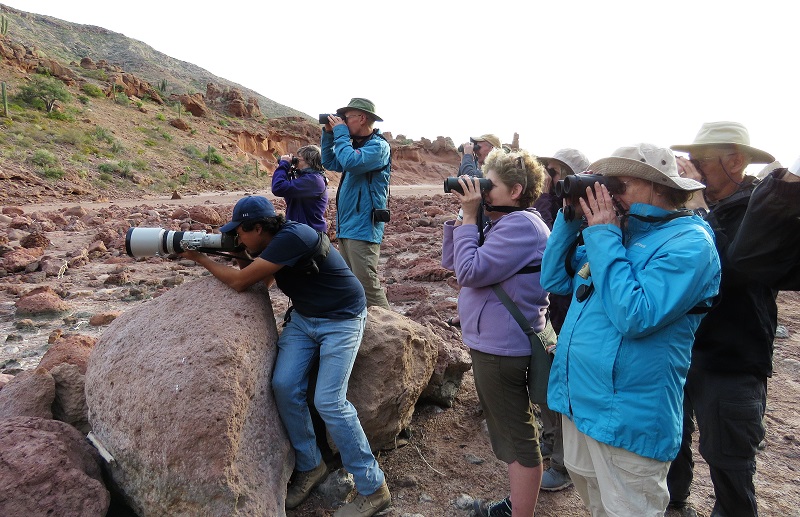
[{"xmin": 6, "ymin": 0, "xmax": 799, "ymax": 172}]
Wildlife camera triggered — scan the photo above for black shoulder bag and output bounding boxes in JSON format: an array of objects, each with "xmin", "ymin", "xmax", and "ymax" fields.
[{"xmin": 490, "ymin": 267, "xmax": 556, "ymax": 405}]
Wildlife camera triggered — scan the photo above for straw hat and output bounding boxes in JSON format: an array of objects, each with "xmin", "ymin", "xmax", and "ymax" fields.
[
  {"xmin": 670, "ymin": 121, "xmax": 774, "ymax": 164},
  {"xmin": 590, "ymin": 143, "xmax": 705, "ymax": 191},
  {"xmin": 538, "ymin": 148, "xmax": 591, "ymax": 175}
]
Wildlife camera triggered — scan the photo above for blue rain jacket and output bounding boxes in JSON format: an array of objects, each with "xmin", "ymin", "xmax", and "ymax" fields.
[
  {"xmin": 321, "ymin": 126, "xmax": 390, "ymax": 244},
  {"xmin": 540, "ymin": 203, "xmax": 721, "ymax": 461}
]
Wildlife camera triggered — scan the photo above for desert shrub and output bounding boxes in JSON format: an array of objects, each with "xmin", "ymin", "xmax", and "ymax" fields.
[
  {"xmin": 91, "ymin": 126, "xmax": 114, "ymax": 144},
  {"xmin": 31, "ymin": 148, "xmax": 57, "ymax": 167},
  {"xmin": 82, "ymin": 83, "xmax": 104, "ymax": 98},
  {"xmin": 205, "ymin": 146, "xmax": 223, "ymax": 165},
  {"xmin": 114, "ymin": 93, "xmax": 129, "ymax": 105},
  {"xmin": 46, "ymin": 110, "xmax": 73, "ymax": 122},
  {"xmin": 184, "ymin": 145, "xmax": 203, "ymax": 160},
  {"xmin": 80, "ymin": 69, "xmax": 108, "ymax": 81},
  {"xmin": 42, "ymin": 167, "xmax": 64, "ymax": 179}
]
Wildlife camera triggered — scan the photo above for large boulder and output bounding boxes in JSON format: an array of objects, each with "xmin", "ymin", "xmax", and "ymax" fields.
[
  {"xmin": 85, "ymin": 277, "xmax": 292, "ymax": 517},
  {"xmin": 0, "ymin": 416, "xmax": 109, "ymax": 517},
  {"xmin": 0, "ymin": 369, "xmax": 55, "ymax": 420},
  {"xmin": 349, "ymin": 306, "xmax": 439, "ymax": 450}
]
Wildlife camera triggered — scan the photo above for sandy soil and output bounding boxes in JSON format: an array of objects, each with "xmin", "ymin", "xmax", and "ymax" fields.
[{"xmin": 2, "ymin": 189, "xmax": 798, "ymax": 517}]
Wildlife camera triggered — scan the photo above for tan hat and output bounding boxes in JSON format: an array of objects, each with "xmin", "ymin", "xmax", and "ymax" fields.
[
  {"xmin": 670, "ymin": 121, "xmax": 774, "ymax": 164},
  {"xmin": 470, "ymin": 134, "xmax": 502, "ymax": 149},
  {"xmin": 538, "ymin": 148, "xmax": 591, "ymax": 175},
  {"xmin": 336, "ymin": 98, "xmax": 383, "ymax": 121},
  {"xmin": 590, "ymin": 143, "xmax": 705, "ymax": 191}
]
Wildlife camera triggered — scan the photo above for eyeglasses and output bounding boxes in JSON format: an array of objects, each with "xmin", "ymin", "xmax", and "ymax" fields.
[
  {"xmin": 690, "ymin": 153, "xmax": 736, "ymax": 170},
  {"xmin": 343, "ymin": 113, "xmax": 363, "ymax": 121}
]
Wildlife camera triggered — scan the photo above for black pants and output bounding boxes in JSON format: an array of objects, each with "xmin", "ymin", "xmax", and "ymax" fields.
[{"xmin": 667, "ymin": 367, "xmax": 766, "ymax": 517}]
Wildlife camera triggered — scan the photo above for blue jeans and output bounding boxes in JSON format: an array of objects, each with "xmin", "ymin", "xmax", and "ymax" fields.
[{"xmin": 272, "ymin": 307, "xmax": 385, "ymax": 494}]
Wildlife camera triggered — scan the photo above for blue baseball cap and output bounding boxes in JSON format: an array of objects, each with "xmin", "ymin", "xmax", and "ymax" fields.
[{"xmin": 220, "ymin": 196, "xmax": 276, "ymax": 233}]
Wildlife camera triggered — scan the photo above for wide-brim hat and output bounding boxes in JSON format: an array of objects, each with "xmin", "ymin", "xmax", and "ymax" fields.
[
  {"xmin": 670, "ymin": 121, "xmax": 774, "ymax": 164},
  {"xmin": 469, "ymin": 134, "xmax": 502, "ymax": 149},
  {"xmin": 590, "ymin": 143, "xmax": 705, "ymax": 191},
  {"xmin": 336, "ymin": 97, "xmax": 383, "ymax": 121},
  {"xmin": 538, "ymin": 148, "xmax": 591, "ymax": 175},
  {"xmin": 220, "ymin": 196, "xmax": 277, "ymax": 233}
]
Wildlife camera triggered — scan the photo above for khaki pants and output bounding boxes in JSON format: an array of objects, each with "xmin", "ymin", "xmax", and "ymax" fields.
[
  {"xmin": 338, "ymin": 238, "xmax": 389, "ymax": 309},
  {"xmin": 562, "ymin": 416, "xmax": 670, "ymax": 517}
]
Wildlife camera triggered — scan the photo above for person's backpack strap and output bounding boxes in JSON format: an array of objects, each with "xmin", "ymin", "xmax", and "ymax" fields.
[{"xmin": 290, "ymin": 231, "xmax": 330, "ymax": 275}]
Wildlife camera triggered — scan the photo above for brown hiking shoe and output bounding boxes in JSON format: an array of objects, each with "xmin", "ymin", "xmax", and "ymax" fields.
[
  {"xmin": 333, "ymin": 481, "xmax": 391, "ymax": 517},
  {"xmin": 285, "ymin": 461, "xmax": 329, "ymax": 509}
]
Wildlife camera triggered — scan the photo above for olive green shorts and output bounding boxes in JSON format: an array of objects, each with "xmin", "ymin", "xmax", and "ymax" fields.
[{"xmin": 470, "ymin": 348, "xmax": 542, "ymax": 468}]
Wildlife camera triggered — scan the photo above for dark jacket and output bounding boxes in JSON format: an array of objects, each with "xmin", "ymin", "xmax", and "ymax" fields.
[
  {"xmin": 271, "ymin": 161, "xmax": 329, "ymax": 233},
  {"xmin": 692, "ymin": 175, "xmax": 782, "ymax": 378},
  {"xmin": 728, "ymin": 169, "xmax": 800, "ymax": 290}
]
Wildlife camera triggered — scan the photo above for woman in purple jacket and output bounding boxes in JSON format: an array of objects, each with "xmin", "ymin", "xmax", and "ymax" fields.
[
  {"xmin": 442, "ymin": 148, "xmax": 550, "ymax": 517},
  {"xmin": 271, "ymin": 145, "xmax": 329, "ymax": 233}
]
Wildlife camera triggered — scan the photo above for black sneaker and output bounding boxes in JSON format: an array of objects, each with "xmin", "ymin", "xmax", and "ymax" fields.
[{"xmin": 473, "ymin": 496, "xmax": 512, "ymax": 517}]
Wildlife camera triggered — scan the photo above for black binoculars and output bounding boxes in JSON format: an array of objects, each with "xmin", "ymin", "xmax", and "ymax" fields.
[{"xmin": 443, "ymin": 177, "xmax": 493, "ymax": 195}]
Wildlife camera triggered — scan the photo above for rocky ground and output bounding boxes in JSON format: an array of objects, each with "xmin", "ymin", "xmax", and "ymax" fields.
[{"xmin": 1, "ymin": 186, "xmax": 799, "ymax": 517}]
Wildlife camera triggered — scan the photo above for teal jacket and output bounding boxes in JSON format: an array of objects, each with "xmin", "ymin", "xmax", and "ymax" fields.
[
  {"xmin": 540, "ymin": 204, "xmax": 721, "ymax": 461},
  {"xmin": 321, "ymin": 126, "xmax": 391, "ymax": 244}
]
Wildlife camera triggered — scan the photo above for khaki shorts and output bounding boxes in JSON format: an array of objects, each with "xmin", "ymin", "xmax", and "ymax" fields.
[{"xmin": 470, "ymin": 349, "xmax": 542, "ymax": 468}]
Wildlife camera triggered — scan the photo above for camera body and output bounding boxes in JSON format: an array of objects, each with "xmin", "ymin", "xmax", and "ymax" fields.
[
  {"xmin": 290, "ymin": 156, "xmax": 299, "ymax": 167},
  {"xmin": 372, "ymin": 208, "xmax": 391, "ymax": 223},
  {"xmin": 443, "ymin": 177, "xmax": 493, "ymax": 195},
  {"xmin": 318, "ymin": 113, "xmax": 337, "ymax": 124},
  {"xmin": 125, "ymin": 228, "xmax": 241, "ymax": 258}
]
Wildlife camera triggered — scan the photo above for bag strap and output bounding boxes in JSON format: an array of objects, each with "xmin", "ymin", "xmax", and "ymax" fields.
[{"xmin": 491, "ymin": 283, "xmax": 547, "ymax": 352}]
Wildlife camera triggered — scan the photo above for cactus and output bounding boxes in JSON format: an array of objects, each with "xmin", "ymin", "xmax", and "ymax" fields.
[
  {"xmin": 1, "ymin": 82, "xmax": 7, "ymax": 118},
  {"xmin": 1, "ymin": 15, "xmax": 8, "ymax": 36},
  {"xmin": 159, "ymin": 78, "xmax": 167, "ymax": 93}
]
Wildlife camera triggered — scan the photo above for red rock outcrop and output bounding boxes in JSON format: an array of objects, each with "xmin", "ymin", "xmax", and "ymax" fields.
[{"xmin": 0, "ymin": 416, "xmax": 109, "ymax": 516}]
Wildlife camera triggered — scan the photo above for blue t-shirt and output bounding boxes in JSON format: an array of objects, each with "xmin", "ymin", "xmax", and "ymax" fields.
[{"xmin": 259, "ymin": 221, "xmax": 366, "ymax": 319}]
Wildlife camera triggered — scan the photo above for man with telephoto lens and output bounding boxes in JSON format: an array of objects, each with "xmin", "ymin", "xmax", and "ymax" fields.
[
  {"xmin": 179, "ymin": 195, "xmax": 391, "ymax": 517},
  {"xmin": 320, "ymin": 98, "xmax": 391, "ymax": 309}
]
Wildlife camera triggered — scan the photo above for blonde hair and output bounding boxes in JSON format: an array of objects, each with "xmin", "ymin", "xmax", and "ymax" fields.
[{"xmin": 483, "ymin": 148, "xmax": 546, "ymax": 208}]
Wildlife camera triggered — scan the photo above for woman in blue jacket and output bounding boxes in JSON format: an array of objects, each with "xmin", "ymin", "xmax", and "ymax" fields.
[{"xmin": 540, "ymin": 144, "xmax": 721, "ymax": 517}]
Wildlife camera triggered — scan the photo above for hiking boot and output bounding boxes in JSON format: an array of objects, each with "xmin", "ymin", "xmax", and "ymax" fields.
[
  {"xmin": 667, "ymin": 502, "xmax": 698, "ymax": 517},
  {"xmin": 334, "ymin": 481, "xmax": 391, "ymax": 517},
  {"xmin": 285, "ymin": 461, "xmax": 329, "ymax": 509},
  {"xmin": 473, "ymin": 496, "xmax": 512, "ymax": 517},
  {"xmin": 540, "ymin": 466, "xmax": 573, "ymax": 492}
]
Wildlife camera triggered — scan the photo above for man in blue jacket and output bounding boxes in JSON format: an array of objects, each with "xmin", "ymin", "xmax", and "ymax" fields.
[{"xmin": 321, "ymin": 98, "xmax": 391, "ymax": 309}]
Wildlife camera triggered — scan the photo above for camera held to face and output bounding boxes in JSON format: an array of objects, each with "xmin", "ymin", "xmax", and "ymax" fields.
[
  {"xmin": 318, "ymin": 113, "xmax": 337, "ymax": 124},
  {"xmin": 456, "ymin": 142, "xmax": 481, "ymax": 154},
  {"xmin": 443, "ymin": 177, "xmax": 493, "ymax": 195}
]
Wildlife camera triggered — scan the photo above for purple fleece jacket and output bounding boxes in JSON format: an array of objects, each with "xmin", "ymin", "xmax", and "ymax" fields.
[{"xmin": 442, "ymin": 209, "xmax": 550, "ymax": 356}]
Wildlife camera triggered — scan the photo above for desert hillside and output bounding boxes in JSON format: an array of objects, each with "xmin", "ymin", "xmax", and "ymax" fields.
[{"xmin": 0, "ymin": 3, "xmax": 465, "ymax": 206}]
